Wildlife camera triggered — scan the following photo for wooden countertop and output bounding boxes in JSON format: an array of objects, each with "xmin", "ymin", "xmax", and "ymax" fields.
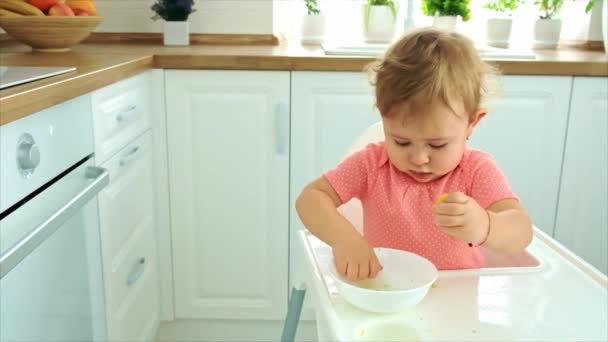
[
  {"xmin": 0, "ymin": 52, "xmax": 153, "ymax": 126},
  {"xmin": 1, "ymin": 40, "xmax": 607, "ymax": 126}
]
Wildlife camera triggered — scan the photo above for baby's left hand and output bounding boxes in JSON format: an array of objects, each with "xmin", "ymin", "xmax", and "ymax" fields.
[{"xmin": 433, "ymin": 192, "xmax": 489, "ymax": 245}]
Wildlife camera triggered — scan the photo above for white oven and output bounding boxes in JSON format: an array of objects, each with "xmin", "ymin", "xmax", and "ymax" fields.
[{"xmin": 0, "ymin": 95, "xmax": 108, "ymax": 341}]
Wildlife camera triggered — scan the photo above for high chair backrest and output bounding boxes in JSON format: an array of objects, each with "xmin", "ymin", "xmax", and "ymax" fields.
[{"xmin": 336, "ymin": 121, "xmax": 384, "ymax": 235}]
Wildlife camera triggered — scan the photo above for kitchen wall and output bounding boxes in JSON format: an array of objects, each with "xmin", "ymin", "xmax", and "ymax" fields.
[
  {"xmin": 96, "ymin": 0, "xmax": 274, "ymax": 34},
  {"xmin": 93, "ymin": 0, "xmax": 605, "ymax": 44}
]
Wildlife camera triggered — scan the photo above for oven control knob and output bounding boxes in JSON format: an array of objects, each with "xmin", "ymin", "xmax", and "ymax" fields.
[{"xmin": 17, "ymin": 134, "xmax": 40, "ymax": 176}]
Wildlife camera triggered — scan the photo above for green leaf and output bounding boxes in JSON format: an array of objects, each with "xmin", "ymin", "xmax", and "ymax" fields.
[{"xmin": 585, "ymin": 0, "xmax": 595, "ymax": 13}]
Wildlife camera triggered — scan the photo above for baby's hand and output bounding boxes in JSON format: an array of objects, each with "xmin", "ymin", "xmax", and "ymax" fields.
[
  {"xmin": 332, "ymin": 235, "xmax": 383, "ymax": 281},
  {"xmin": 433, "ymin": 192, "xmax": 490, "ymax": 245}
]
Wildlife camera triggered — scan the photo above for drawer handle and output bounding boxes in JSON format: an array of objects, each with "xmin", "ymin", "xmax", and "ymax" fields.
[
  {"xmin": 119, "ymin": 146, "xmax": 140, "ymax": 167},
  {"xmin": 126, "ymin": 257, "xmax": 146, "ymax": 286},
  {"xmin": 274, "ymin": 102, "xmax": 288, "ymax": 155},
  {"xmin": 116, "ymin": 104, "xmax": 137, "ymax": 122}
]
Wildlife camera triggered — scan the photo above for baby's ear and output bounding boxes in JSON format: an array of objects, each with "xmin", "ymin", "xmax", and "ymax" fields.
[{"xmin": 469, "ymin": 108, "xmax": 487, "ymax": 128}]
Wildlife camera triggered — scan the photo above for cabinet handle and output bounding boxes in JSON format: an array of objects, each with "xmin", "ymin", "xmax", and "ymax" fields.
[
  {"xmin": 126, "ymin": 257, "xmax": 146, "ymax": 286},
  {"xmin": 116, "ymin": 104, "xmax": 137, "ymax": 122},
  {"xmin": 119, "ymin": 146, "xmax": 140, "ymax": 167},
  {"xmin": 274, "ymin": 102, "xmax": 288, "ymax": 155}
]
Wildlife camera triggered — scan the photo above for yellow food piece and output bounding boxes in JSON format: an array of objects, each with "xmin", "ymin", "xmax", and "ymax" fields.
[
  {"xmin": 357, "ymin": 279, "xmax": 392, "ymax": 291},
  {"xmin": 358, "ymin": 279, "xmax": 375, "ymax": 290},
  {"xmin": 435, "ymin": 193, "xmax": 449, "ymax": 204},
  {"xmin": 0, "ymin": 0, "xmax": 44, "ymax": 16},
  {"xmin": 0, "ymin": 7, "xmax": 23, "ymax": 16}
]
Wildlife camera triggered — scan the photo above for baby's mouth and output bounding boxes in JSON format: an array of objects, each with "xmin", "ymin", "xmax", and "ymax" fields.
[{"xmin": 407, "ymin": 170, "xmax": 434, "ymax": 181}]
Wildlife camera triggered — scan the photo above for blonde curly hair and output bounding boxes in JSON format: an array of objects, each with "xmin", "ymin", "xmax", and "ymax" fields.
[{"xmin": 368, "ymin": 27, "xmax": 500, "ymax": 121}]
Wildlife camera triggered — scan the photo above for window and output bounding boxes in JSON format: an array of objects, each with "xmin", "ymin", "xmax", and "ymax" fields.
[{"xmin": 277, "ymin": 0, "xmax": 599, "ymax": 47}]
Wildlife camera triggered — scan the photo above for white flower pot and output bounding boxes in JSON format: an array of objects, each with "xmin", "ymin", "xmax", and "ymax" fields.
[
  {"xmin": 164, "ymin": 21, "xmax": 189, "ymax": 46},
  {"xmin": 300, "ymin": 14, "xmax": 326, "ymax": 44},
  {"xmin": 362, "ymin": 5, "xmax": 397, "ymax": 43},
  {"xmin": 432, "ymin": 15, "xmax": 459, "ymax": 31},
  {"xmin": 533, "ymin": 18, "xmax": 562, "ymax": 49},
  {"xmin": 486, "ymin": 18, "xmax": 512, "ymax": 48},
  {"xmin": 603, "ymin": 0, "xmax": 608, "ymax": 54}
]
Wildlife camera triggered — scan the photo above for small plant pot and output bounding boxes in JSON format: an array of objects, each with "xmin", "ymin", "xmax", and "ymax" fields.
[
  {"xmin": 603, "ymin": 0, "xmax": 608, "ymax": 54},
  {"xmin": 432, "ymin": 15, "xmax": 459, "ymax": 31},
  {"xmin": 362, "ymin": 4, "xmax": 397, "ymax": 43},
  {"xmin": 533, "ymin": 18, "xmax": 562, "ymax": 49},
  {"xmin": 486, "ymin": 18, "xmax": 512, "ymax": 48},
  {"xmin": 164, "ymin": 21, "xmax": 189, "ymax": 46},
  {"xmin": 300, "ymin": 14, "xmax": 326, "ymax": 44}
]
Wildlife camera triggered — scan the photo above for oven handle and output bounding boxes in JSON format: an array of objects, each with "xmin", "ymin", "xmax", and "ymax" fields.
[{"xmin": 0, "ymin": 166, "xmax": 109, "ymax": 279}]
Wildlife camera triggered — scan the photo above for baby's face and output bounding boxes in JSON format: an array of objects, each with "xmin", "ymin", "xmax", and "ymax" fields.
[{"xmin": 382, "ymin": 100, "xmax": 481, "ymax": 183}]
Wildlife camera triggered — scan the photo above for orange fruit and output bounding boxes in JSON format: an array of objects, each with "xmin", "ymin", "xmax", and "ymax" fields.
[
  {"xmin": 28, "ymin": 0, "xmax": 59, "ymax": 11},
  {"xmin": 65, "ymin": 0, "xmax": 97, "ymax": 15}
]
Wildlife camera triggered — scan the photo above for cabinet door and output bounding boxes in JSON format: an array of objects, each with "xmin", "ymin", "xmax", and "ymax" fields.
[
  {"xmin": 290, "ymin": 71, "xmax": 380, "ymax": 318},
  {"xmin": 165, "ymin": 70, "xmax": 289, "ymax": 320},
  {"xmin": 554, "ymin": 77, "xmax": 608, "ymax": 275},
  {"xmin": 469, "ymin": 75, "xmax": 572, "ymax": 236}
]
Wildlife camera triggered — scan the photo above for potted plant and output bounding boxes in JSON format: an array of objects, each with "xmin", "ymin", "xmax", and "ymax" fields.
[
  {"xmin": 301, "ymin": 0, "xmax": 326, "ymax": 44},
  {"xmin": 151, "ymin": 0, "xmax": 195, "ymax": 46},
  {"xmin": 532, "ymin": 0, "xmax": 565, "ymax": 48},
  {"xmin": 362, "ymin": 0, "xmax": 398, "ymax": 43},
  {"xmin": 421, "ymin": 0, "xmax": 471, "ymax": 31},
  {"xmin": 483, "ymin": 0, "xmax": 524, "ymax": 48}
]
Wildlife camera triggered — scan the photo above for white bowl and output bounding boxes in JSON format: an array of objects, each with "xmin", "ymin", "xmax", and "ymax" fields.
[{"xmin": 329, "ymin": 247, "xmax": 438, "ymax": 313}]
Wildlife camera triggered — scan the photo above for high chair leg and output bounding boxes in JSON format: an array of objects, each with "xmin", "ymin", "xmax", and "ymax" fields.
[{"xmin": 280, "ymin": 284, "xmax": 306, "ymax": 342}]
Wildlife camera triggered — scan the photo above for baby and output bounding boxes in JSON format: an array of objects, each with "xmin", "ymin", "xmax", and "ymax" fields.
[{"xmin": 296, "ymin": 27, "xmax": 533, "ymax": 281}]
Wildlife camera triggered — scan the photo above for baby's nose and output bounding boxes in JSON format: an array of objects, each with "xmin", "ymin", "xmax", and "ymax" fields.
[{"xmin": 409, "ymin": 150, "xmax": 430, "ymax": 166}]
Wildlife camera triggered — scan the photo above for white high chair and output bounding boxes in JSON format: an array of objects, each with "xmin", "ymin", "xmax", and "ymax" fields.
[
  {"xmin": 283, "ymin": 122, "xmax": 608, "ymax": 342},
  {"xmin": 280, "ymin": 121, "xmax": 547, "ymax": 341}
]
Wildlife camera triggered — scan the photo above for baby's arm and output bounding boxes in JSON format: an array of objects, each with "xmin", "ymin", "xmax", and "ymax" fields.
[
  {"xmin": 296, "ymin": 176, "xmax": 382, "ymax": 280},
  {"xmin": 484, "ymin": 198, "xmax": 533, "ymax": 253},
  {"xmin": 434, "ymin": 193, "xmax": 533, "ymax": 254}
]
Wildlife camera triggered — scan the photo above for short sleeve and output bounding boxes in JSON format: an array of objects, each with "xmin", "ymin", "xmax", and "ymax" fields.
[
  {"xmin": 468, "ymin": 154, "xmax": 519, "ymax": 209},
  {"xmin": 323, "ymin": 143, "xmax": 383, "ymax": 204}
]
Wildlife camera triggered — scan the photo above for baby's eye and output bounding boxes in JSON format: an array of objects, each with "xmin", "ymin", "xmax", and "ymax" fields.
[
  {"xmin": 394, "ymin": 140, "xmax": 410, "ymax": 147},
  {"xmin": 430, "ymin": 143, "xmax": 448, "ymax": 149}
]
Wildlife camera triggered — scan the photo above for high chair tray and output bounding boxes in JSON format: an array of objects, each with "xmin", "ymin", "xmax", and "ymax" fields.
[{"xmin": 300, "ymin": 228, "xmax": 607, "ymax": 341}]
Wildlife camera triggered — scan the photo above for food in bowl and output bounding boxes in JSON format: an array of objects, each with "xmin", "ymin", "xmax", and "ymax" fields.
[{"xmin": 330, "ymin": 247, "xmax": 438, "ymax": 313}]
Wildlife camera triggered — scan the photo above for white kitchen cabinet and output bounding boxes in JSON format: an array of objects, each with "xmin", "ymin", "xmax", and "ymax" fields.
[
  {"xmin": 92, "ymin": 70, "xmax": 161, "ymax": 341},
  {"xmin": 290, "ymin": 71, "xmax": 381, "ymax": 319},
  {"xmin": 469, "ymin": 75, "xmax": 572, "ymax": 236},
  {"xmin": 554, "ymin": 76, "xmax": 608, "ymax": 275},
  {"xmin": 165, "ymin": 70, "xmax": 290, "ymax": 320}
]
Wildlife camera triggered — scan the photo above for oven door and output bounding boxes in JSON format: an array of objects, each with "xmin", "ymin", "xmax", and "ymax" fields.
[{"xmin": 0, "ymin": 157, "xmax": 109, "ymax": 342}]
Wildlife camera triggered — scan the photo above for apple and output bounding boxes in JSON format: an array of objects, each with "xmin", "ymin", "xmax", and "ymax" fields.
[
  {"xmin": 73, "ymin": 8, "xmax": 89, "ymax": 16},
  {"xmin": 47, "ymin": 2, "xmax": 75, "ymax": 16}
]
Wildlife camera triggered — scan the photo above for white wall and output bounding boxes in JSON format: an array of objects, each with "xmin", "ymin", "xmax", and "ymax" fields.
[{"xmin": 96, "ymin": 0, "xmax": 274, "ymax": 34}]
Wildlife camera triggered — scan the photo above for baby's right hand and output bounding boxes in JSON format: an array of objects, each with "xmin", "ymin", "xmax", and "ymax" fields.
[{"xmin": 332, "ymin": 235, "xmax": 383, "ymax": 281}]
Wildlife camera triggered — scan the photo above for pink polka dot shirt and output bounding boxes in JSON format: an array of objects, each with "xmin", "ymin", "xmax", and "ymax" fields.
[{"xmin": 324, "ymin": 142, "xmax": 518, "ymax": 270}]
